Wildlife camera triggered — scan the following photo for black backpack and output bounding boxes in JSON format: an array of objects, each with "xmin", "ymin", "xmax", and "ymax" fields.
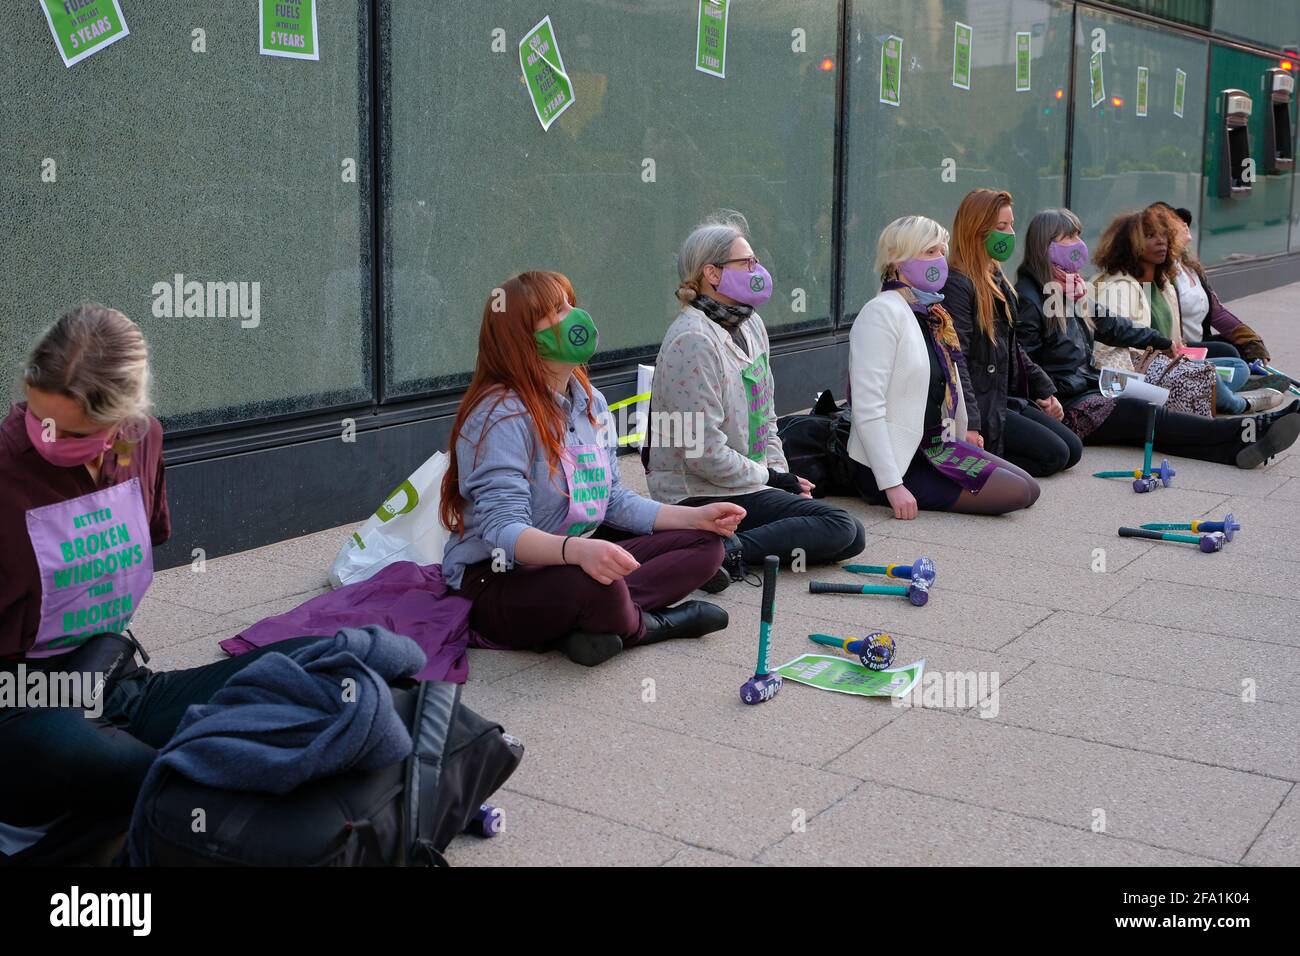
[
  {"xmin": 776, "ymin": 389, "xmax": 857, "ymax": 498},
  {"xmin": 133, "ymin": 680, "xmax": 522, "ymax": 866}
]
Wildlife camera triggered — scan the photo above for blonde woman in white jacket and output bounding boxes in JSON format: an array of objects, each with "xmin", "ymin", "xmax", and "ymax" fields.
[{"xmin": 848, "ymin": 216, "xmax": 1039, "ymax": 519}]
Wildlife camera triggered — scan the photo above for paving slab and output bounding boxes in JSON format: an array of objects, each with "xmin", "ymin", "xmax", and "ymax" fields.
[
  {"xmin": 990, "ymin": 661, "xmax": 1300, "ymax": 780},
  {"xmin": 1002, "ymin": 611, "xmax": 1300, "ymax": 705},
  {"xmin": 759, "ymin": 780, "xmax": 1222, "ymax": 867},
  {"xmin": 1104, "ymin": 580, "xmax": 1300, "ymax": 648},
  {"xmin": 825, "ymin": 708, "xmax": 1289, "ymax": 862},
  {"xmin": 454, "ymin": 683, "xmax": 859, "ymax": 861},
  {"xmin": 1243, "ymin": 785, "xmax": 1300, "ymax": 866},
  {"xmin": 148, "ymin": 553, "xmax": 327, "ymax": 616}
]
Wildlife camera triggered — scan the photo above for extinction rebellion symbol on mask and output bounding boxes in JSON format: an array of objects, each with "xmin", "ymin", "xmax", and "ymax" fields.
[
  {"xmin": 749, "ymin": 275, "xmax": 766, "ymax": 293},
  {"xmin": 925, "ymin": 266, "xmax": 941, "ymax": 283},
  {"xmin": 568, "ymin": 325, "xmax": 590, "ymax": 347},
  {"xmin": 993, "ymin": 240, "xmax": 1008, "ymax": 256},
  {"xmin": 1071, "ymin": 248, "xmax": 1082, "ymax": 262}
]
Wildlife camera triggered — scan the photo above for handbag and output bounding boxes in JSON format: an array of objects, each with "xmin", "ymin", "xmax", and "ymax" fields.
[{"xmin": 1136, "ymin": 350, "xmax": 1217, "ymax": 418}]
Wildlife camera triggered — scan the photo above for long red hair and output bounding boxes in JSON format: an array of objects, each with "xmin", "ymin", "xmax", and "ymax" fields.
[
  {"xmin": 949, "ymin": 188, "xmax": 1016, "ymax": 342},
  {"xmin": 439, "ymin": 271, "xmax": 596, "ymax": 534}
]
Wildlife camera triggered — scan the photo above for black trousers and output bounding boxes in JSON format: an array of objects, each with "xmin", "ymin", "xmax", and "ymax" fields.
[
  {"xmin": 1001, "ymin": 403, "xmax": 1084, "ymax": 477},
  {"xmin": 1085, "ymin": 398, "xmax": 1245, "ymax": 464},
  {"xmin": 1190, "ymin": 338, "xmax": 1241, "ymax": 360},
  {"xmin": 679, "ymin": 487, "xmax": 866, "ymax": 567},
  {"xmin": 0, "ymin": 635, "xmax": 326, "ymax": 862}
]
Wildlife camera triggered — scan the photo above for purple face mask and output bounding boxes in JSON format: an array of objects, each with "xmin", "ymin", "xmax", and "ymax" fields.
[
  {"xmin": 1049, "ymin": 239, "xmax": 1088, "ymax": 274},
  {"xmin": 25, "ymin": 408, "xmax": 114, "ymax": 468},
  {"xmin": 899, "ymin": 255, "xmax": 949, "ymax": 293},
  {"xmin": 715, "ymin": 262, "xmax": 774, "ymax": 308}
]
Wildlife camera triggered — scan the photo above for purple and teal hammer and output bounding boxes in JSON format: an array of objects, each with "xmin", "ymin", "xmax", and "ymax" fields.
[
  {"xmin": 1141, "ymin": 513, "xmax": 1240, "ymax": 542},
  {"xmin": 808, "ymin": 631, "xmax": 897, "ymax": 671},
  {"xmin": 842, "ymin": 557, "xmax": 936, "ymax": 587},
  {"xmin": 1118, "ymin": 527, "xmax": 1226, "ymax": 553},
  {"xmin": 809, "ymin": 573, "xmax": 932, "ymax": 606},
  {"xmin": 1249, "ymin": 360, "xmax": 1300, "ymax": 396}
]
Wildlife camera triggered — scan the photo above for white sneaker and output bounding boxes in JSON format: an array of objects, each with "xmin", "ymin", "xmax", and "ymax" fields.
[{"xmin": 1240, "ymin": 388, "xmax": 1285, "ymax": 414}]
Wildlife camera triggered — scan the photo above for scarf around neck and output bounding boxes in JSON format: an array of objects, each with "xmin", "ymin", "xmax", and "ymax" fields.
[
  {"xmin": 884, "ymin": 280, "xmax": 961, "ymax": 424},
  {"xmin": 692, "ymin": 294, "xmax": 752, "ymax": 352}
]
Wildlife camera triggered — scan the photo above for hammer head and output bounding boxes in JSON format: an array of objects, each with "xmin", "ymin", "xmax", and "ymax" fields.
[
  {"xmin": 1222, "ymin": 513, "xmax": 1240, "ymax": 541},
  {"xmin": 906, "ymin": 579, "xmax": 931, "ymax": 606},
  {"xmin": 1132, "ymin": 476, "xmax": 1159, "ymax": 494},
  {"xmin": 1198, "ymin": 532, "xmax": 1226, "ymax": 553},
  {"xmin": 849, "ymin": 631, "xmax": 897, "ymax": 671},
  {"xmin": 910, "ymin": 557, "xmax": 936, "ymax": 587},
  {"xmin": 1154, "ymin": 459, "xmax": 1176, "ymax": 486},
  {"xmin": 740, "ymin": 673, "xmax": 783, "ymax": 705}
]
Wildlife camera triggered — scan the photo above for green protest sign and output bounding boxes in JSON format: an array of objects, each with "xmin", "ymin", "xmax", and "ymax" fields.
[
  {"xmin": 519, "ymin": 16, "xmax": 575, "ymax": 131},
  {"xmin": 260, "ymin": 0, "xmax": 319, "ymax": 61},
  {"xmin": 1089, "ymin": 51, "xmax": 1105, "ymax": 108},
  {"xmin": 1016, "ymin": 32, "xmax": 1031, "ymax": 92},
  {"xmin": 952, "ymin": 23, "xmax": 972, "ymax": 91},
  {"xmin": 880, "ymin": 35, "xmax": 903, "ymax": 107},
  {"xmin": 696, "ymin": 0, "xmax": 728, "ymax": 79},
  {"xmin": 1136, "ymin": 66, "xmax": 1149, "ymax": 117},
  {"xmin": 775, "ymin": 654, "xmax": 925, "ymax": 699},
  {"xmin": 40, "ymin": 0, "xmax": 130, "ymax": 69},
  {"xmin": 1174, "ymin": 68, "xmax": 1187, "ymax": 118}
]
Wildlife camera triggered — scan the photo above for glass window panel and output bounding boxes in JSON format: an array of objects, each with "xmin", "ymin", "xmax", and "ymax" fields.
[
  {"xmin": 1069, "ymin": 9, "xmax": 1208, "ymax": 257},
  {"xmin": 383, "ymin": 0, "xmax": 838, "ymax": 398},
  {"xmin": 1104, "ymin": 0, "xmax": 1211, "ymax": 30},
  {"xmin": 1212, "ymin": 0, "xmax": 1300, "ymax": 51},
  {"xmin": 843, "ymin": 0, "xmax": 1072, "ymax": 317},
  {"xmin": 0, "ymin": 2, "xmax": 371, "ymax": 433}
]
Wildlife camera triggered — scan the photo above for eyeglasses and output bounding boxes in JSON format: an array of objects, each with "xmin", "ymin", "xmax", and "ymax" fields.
[{"xmin": 713, "ymin": 256, "xmax": 760, "ymax": 272}]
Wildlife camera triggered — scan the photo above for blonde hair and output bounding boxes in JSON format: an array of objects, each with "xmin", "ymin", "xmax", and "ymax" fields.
[
  {"xmin": 23, "ymin": 304, "xmax": 152, "ymax": 427},
  {"xmin": 675, "ymin": 209, "xmax": 750, "ymax": 305},
  {"xmin": 875, "ymin": 216, "xmax": 950, "ymax": 283}
]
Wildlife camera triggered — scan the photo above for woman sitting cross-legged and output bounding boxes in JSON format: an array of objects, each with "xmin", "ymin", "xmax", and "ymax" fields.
[{"xmin": 440, "ymin": 270, "xmax": 744, "ymax": 668}]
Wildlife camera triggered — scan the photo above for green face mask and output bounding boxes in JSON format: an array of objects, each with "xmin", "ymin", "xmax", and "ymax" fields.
[
  {"xmin": 535, "ymin": 308, "xmax": 599, "ymax": 365},
  {"xmin": 985, "ymin": 230, "xmax": 1016, "ymax": 262}
]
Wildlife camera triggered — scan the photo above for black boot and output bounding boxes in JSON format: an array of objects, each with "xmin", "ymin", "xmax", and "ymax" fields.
[
  {"xmin": 556, "ymin": 631, "xmax": 624, "ymax": 667},
  {"xmin": 635, "ymin": 601, "xmax": 729, "ymax": 646},
  {"xmin": 698, "ymin": 542, "xmax": 748, "ymax": 594},
  {"xmin": 1236, "ymin": 410, "xmax": 1300, "ymax": 469}
]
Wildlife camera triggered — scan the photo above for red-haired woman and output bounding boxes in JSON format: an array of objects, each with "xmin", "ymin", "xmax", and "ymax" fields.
[
  {"xmin": 942, "ymin": 189, "xmax": 1080, "ymax": 480},
  {"xmin": 440, "ymin": 271, "xmax": 742, "ymax": 667}
]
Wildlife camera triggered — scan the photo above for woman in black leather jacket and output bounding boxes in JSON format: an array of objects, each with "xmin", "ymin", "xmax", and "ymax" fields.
[
  {"xmin": 1014, "ymin": 208, "xmax": 1300, "ymax": 469},
  {"xmin": 942, "ymin": 189, "xmax": 1079, "ymax": 477}
]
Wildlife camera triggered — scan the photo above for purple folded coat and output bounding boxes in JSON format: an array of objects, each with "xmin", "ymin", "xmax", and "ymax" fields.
[{"xmin": 219, "ymin": 562, "xmax": 472, "ymax": 683}]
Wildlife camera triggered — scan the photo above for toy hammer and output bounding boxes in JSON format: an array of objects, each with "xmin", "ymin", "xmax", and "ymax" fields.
[
  {"xmin": 808, "ymin": 578, "xmax": 931, "ymax": 606},
  {"xmin": 740, "ymin": 556, "xmax": 783, "ymax": 705},
  {"xmin": 1249, "ymin": 360, "xmax": 1300, "ymax": 396},
  {"xmin": 808, "ymin": 632, "xmax": 897, "ymax": 671},
  {"xmin": 843, "ymin": 557, "xmax": 936, "ymax": 587},
  {"xmin": 1118, "ymin": 527, "xmax": 1225, "ymax": 553},
  {"xmin": 1141, "ymin": 513, "xmax": 1240, "ymax": 542}
]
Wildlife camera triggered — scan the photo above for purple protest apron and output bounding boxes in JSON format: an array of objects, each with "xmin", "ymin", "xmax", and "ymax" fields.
[
  {"xmin": 920, "ymin": 428, "xmax": 997, "ymax": 493},
  {"xmin": 24, "ymin": 477, "xmax": 154, "ymax": 658},
  {"xmin": 741, "ymin": 352, "xmax": 775, "ymax": 461},
  {"xmin": 560, "ymin": 444, "xmax": 610, "ymax": 537}
]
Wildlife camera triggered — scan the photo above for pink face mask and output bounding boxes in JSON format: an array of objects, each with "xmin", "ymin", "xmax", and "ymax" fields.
[{"xmin": 25, "ymin": 408, "xmax": 114, "ymax": 468}]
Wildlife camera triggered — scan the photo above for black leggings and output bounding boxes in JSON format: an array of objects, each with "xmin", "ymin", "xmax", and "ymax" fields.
[
  {"xmin": 1001, "ymin": 404, "xmax": 1084, "ymax": 477},
  {"xmin": 679, "ymin": 487, "xmax": 865, "ymax": 567},
  {"xmin": 0, "ymin": 635, "xmax": 326, "ymax": 859},
  {"xmin": 1085, "ymin": 398, "xmax": 1246, "ymax": 464}
]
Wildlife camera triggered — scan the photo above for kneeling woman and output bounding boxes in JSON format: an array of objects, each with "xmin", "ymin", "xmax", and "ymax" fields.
[
  {"xmin": 1014, "ymin": 209, "xmax": 1300, "ymax": 468},
  {"xmin": 847, "ymin": 216, "xmax": 1040, "ymax": 519},
  {"xmin": 440, "ymin": 270, "xmax": 742, "ymax": 668},
  {"xmin": 0, "ymin": 306, "xmax": 325, "ymax": 863}
]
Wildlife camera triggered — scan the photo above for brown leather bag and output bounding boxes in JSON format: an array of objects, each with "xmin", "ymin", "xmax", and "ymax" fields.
[{"xmin": 1136, "ymin": 350, "xmax": 1217, "ymax": 418}]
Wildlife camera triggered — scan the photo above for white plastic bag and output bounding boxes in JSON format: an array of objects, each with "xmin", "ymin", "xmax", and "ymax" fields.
[{"xmin": 328, "ymin": 451, "xmax": 452, "ymax": 588}]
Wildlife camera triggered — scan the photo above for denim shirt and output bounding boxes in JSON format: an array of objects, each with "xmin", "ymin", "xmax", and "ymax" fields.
[{"xmin": 441, "ymin": 376, "xmax": 662, "ymax": 589}]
